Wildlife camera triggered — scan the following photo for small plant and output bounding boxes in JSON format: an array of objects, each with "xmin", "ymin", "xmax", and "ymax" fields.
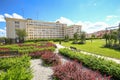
[
  {"xmin": 53, "ymin": 61, "xmax": 111, "ymax": 80},
  {"xmin": 0, "ymin": 55, "xmax": 32, "ymax": 80},
  {"xmin": 41, "ymin": 52, "xmax": 61, "ymax": 66},
  {"xmin": 0, "ymin": 48, "xmax": 10, "ymax": 51},
  {"xmin": 59, "ymin": 48, "xmax": 120, "ymax": 80},
  {"xmin": 29, "ymin": 51, "xmax": 45, "ymax": 58}
]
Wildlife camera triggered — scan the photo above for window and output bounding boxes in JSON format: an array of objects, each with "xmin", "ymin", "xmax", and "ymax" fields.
[{"xmin": 15, "ymin": 21, "xmax": 19, "ymax": 24}]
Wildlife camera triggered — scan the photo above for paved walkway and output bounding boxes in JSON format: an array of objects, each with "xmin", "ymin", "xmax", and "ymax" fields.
[
  {"xmin": 56, "ymin": 44, "xmax": 120, "ymax": 64},
  {"xmin": 30, "ymin": 59, "xmax": 53, "ymax": 80},
  {"xmin": 81, "ymin": 51, "xmax": 120, "ymax": 64},
  {"xmin": 30, "ymin": 43, "xmax": 120, "ymax": 80},
  {"xmin": 30, "ymin": 44, "xmax": 66, "ymax": 80}
]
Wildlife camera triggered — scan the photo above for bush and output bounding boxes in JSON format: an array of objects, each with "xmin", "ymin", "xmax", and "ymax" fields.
[
  {"xmin": 72, "ymin": 41, "xmax": 79, "ymax": 44},
  {"xmin": 0, "ymin": 55, "xmax": 32, "ymax": 80},
  {"xmin": 78, "ymin": 41, "xmax": 85, "ymax": 44},
  {"xmin": 53, "ymin": 61, "xmax": 111, "ymax": 80},
  {"xmin": 29, "ymin": 50, "xmax": 54, "ymax": 58},
  {"xmin": 41, "ymin": 51, "xmax": 61, "ymax": 66},
  {"xmin": 29, "ymin": 51, "xmax": 45, "ymax": 58},
  {"xmin": 0, "ymin": 42, "xmax": 56, "ymax": 54},
  {"xmin": 59, "ymin": 48, "xmax": 120, "ymax": 80}
]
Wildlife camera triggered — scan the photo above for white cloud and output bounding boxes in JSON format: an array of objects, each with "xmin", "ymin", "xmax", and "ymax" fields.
[
  {"xmin": 87, "ymin": 22, "xmax": 109, "ymax": 33},
  {"xmin": 56, "ymin": 17, "xmax": 74, "ymax": 25},
  {"xmin": 12, "ymin": 13, "xmax": 24, "ymax": 19},
  {"xmin": 4, "ymin": 14, "xmax": 12, "ymax": 18},
  {"xmin": 0, "ymin": 13, "xmax": 24, "ymax": 22},
  {"xmin": 56, "ymin": 17, "xmax": 110, "ymax": 33},
  {"xmin": 106, "ymin": 15, "xmax": 119, "ymax": 21},
  {"xmin": 0, "ymin": 15, "xmax": 5, "ymax": 22},
  {"xmin": 76, "ymin": 21, "xmax": 109, "ymax": 33},
  {"xmin": 4, "ymin": 13, "xmax": 24, "ymax": 19}
]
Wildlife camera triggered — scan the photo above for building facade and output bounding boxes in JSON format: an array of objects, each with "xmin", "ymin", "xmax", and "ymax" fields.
[
  {"xmin": 86, "ymin": 30, "xmax": 111, "ymax": 38},
  {"xmin": 65, "ymin": 25, "xmax": 82, "ymax": 38},
  {"xmin": 5, "ymin": 18, "xmax": 82, "ymax": 40}
]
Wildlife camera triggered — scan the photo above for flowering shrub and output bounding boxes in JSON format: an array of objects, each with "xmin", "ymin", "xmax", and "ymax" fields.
[
  {"xmin": 17, "ymin": 43, "xmax": 36, "ymax": 47},
  {"xmin": 45, "ymin": 42, "xmax": 56, "ymax": 48},
  {"xmin": 29, "ymin": 50, "xmax": 52, "ymax": 58},
  {"xmin": 0, "ymin": 47, "xmax": 19, "ymax": 57},
  {"xmin": 0, "ymin": 48, "xmax": 10, "ymax": 51},
  {"xmin": 41, "ymin": 52, "xmax": 61, "ymax": 66},
  {"xmin": 53, "ymin": 61, "xmax": 111, "ymax": 80},
  {"xmin": 36, "ymin": 42, "xmax": 56, "ymax": 48},
  {"xmin": 59, "ymin": 48, "xmax": 120, "ymax": 80},
  {"xmin": 29, "ymin": 51, "xmax": 44, "ymax": 58}
]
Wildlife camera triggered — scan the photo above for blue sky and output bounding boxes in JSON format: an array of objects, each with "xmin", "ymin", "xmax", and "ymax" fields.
[{"xmin": 0, "ymin": 0, "xmax": 120, "ymax": 37}]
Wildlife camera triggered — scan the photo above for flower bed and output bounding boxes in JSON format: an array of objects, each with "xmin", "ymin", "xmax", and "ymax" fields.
[
  {"xmin": 41, "ymin": 51, "xmax": 61, "ymax": 66},
  {"xmin": 0, "ymin": 42, "xmax": 56, "ymax": 55},
  {"xmin": 53, "ymin": 61, "xmax": 111, "ymax": 80},
  {"xmin": 0, "ymin": 48, "xmax": 10, "ymax": 51},
  {"xmin": 0, "ymin": 55, "xmax": 32, "ymax": 80},
  {"xmin": 59, "ymin": 48, "xmax": 120, "ymax": 80}
]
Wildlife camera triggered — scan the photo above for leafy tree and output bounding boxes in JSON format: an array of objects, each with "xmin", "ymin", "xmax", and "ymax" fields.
[
  {"xmin": 103, "ymin": 33, "xmax": 109, "ymax": 46},
  {"xmin": 64, "ymin": 34, "xmax": 69, "ymax": 42},
  {"xmin": 80, "ymin": 32, "xmax": 86, "ymax": 44},
  {"xmin": 0, "ymin": 37, "xmax": 5, "ymax": 45},
  {"xmin": 108, "ymin": 32, "xmax": 113, "ymax": 47},
  {"xmin": 118, "ymin": 24, "xmax": 120, "ymax": 45},
  {"xmin": 91, "ymin": 34, "xmax": 95, "ymax": 43},
  {"xmin": 73, "ymin": 32, "xmax": 79, "ymax": 42},
  {"xmin": 15, "ymin": 29, "xmax": 27, "ymax": 43},
  {"xmin": 112, "ymin": 31, "xmax": 118, "ymax": 45}
]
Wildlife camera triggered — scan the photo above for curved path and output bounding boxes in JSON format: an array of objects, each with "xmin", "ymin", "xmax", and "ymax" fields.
[
  {"xmin": 30, "ymin": 59, "xmax": 53, "ymax": 80},
  {"xmin": 30, "ymin": 43, "xmax": 120, "ymax": 80},
  {"xmin": 56, "ymin": 43, "xmax": 120, "ymax": 64},
  {"xmin": 30, "ymin": 44, "xmax": 66, "ymax": 80}
]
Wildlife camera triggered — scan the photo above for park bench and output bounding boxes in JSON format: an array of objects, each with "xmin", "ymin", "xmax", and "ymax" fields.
[
  {"xmin": 70, "ymin": 46, "xmax": 81, "ymax": 52},
  {"xmin": 70, "ymin": 46, "xmax": 77, "ymax": 50}
]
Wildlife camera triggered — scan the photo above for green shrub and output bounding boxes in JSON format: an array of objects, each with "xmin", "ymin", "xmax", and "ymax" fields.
[
  {"xmin": 59, "ymin": 48, "xmax": 120, "ymax": 80},
  {"xmin": 0, "ymin": 55, "xmax": 32, "ymax": 80}
]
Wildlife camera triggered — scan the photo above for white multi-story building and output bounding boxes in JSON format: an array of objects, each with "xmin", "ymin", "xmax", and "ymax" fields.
[
  {"xmin": 65, "ymin": 25, "xmax": 81, "ymax": 38},
  {"xmin": 5, "ymin": 18, "xmax": 82, "ymax": 40}
]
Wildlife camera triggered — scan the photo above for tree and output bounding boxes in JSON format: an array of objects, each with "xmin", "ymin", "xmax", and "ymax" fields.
[
  {"xmin": 118, "ymin": 23, "xmax": 120, "ymax": 45},
  {"xmin": 64, "ymin": 34, "xmax": 69, "ymax": 42},
  {"xmin": 112, "ymin": 31, "xmax": 118, "ymax": 45},
  {"xmin": 91, "ymin": 34, "xmax": 95, "ymax": 43},
  {"xmin": 103, "ymin": 33, "xmax": 108, "ymax": 46},
  {"xmin": 73, "ymin": 32, "xmax": 79, "ymax": 42},
  {"xmin": 80, "ymin": 32, "xmax": 86, "ymax": 44},
  {"xmin": 15, "ymin": 29, "xmax": 27, "ymax": 43}
]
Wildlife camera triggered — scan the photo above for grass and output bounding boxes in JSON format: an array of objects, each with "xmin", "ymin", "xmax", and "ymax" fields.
[{"xmin": 57, "ymin": 39, "xmax": 120, "ymax": 59}]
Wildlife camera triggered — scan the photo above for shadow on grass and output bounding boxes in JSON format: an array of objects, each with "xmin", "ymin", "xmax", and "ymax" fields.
[{"xmin": 100, "ymin": 45, "xmax": 120, "ymax": 52}]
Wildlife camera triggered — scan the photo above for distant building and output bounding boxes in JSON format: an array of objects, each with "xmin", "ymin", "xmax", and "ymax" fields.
[
  {"xmin": 5, "ymin": 18, "xmax": 82, "ymax": 40},
  {"xmin": 86, "ymin": 30, "xmax": 112, "ymax": 38},
  {"xmin": 65, "ymin": 25, "xmax": 82, "ymax": 38}
]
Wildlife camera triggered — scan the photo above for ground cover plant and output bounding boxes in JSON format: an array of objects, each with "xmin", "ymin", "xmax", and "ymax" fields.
[
  {"xmin": 60, "ymin": 39, "xmax": 120, "ymax": 59},
  {"xmin": 41, "ymin": 51, "xmax": 61, "ymax": 66},
  {"xmin": 53, "ymin": 61, "xmax": 111, "ymax": 80},
  {"xmin": 59, "ymin": 48, "xmax": 120, "ymax": 80},
  {"xmin": 0, "ymin": 42, "xmax": 56, "ymax": 56},
  {"xmin": 0, "ymin": 55, "xmax": 32, "ymax": 80}
]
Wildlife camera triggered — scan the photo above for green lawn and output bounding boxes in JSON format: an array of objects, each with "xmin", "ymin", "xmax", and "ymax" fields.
[{"xmin": 59, "ymin": 39, "xmax": 120, "ymax": 59}]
